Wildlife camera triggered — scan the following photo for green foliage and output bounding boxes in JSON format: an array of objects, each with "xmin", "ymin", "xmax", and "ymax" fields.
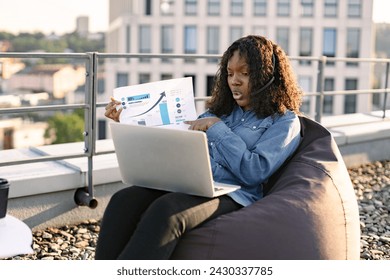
[
  {"xmin": 45, "ymin": 109, "xmax": 85, "ymax": 144},
  {"xmin": 65, "ymin": 32, "xmax": 105, "ymax": 53},
  {"xmin": 0, "ymin": 31, "xmax": 16, "ymax": 41},
  {"xmin": 0, "ymin": 31, "xmax": 105, "ymax": 55}
]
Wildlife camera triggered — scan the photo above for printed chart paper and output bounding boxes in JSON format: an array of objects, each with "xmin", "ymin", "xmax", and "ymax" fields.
[{"xmin": 113, "ymin": 77, "xmax": 197, "ymax": 129}]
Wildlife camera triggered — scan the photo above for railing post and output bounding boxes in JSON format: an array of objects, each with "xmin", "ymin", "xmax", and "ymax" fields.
[
  {"xmin": 315, "ymin": 56, "xmax": 326, "ymax": 123},
  {"xmin": 74, "ymin": 52, "xmax": 98, "ymax": 209},
  {"xmin": 383, "ymin": 61, "xmax": 389, "ymax": 119}
]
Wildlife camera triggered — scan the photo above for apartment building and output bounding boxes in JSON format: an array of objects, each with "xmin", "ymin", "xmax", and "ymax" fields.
[
  {"xmin": 76, "ymin": 16, "xmax": 90, "ymax": 37},
  {"xmin": 7, "ymin": 64, "xmax": 86, "ymax": 99},
  {"xmin": 102, "ymin": 0, "xmax": 374, "ymax": 136}
]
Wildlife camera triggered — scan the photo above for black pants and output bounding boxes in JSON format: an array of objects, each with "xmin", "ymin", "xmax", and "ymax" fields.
[{"xmin": 95, "ymin": 186, "xmax": 242, "ymax": 260}]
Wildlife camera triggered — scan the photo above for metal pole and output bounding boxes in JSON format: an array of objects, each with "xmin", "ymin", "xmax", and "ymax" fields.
[
  {"xmin": 74, "ymin": 52, "xmax": 98, "ymax": 208},
  {"xmin": 383, "ymin": 62, "xmax": 389, "ymax": 119},
  {"xmin": 315, "ymin": 56, "xmax": 326, "ymax": 123}
]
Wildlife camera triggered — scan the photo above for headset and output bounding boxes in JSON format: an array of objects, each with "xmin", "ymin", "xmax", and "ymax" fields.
[{"xmin": 252, "ymin": 53, "xmax": 276, "ymax": 95}]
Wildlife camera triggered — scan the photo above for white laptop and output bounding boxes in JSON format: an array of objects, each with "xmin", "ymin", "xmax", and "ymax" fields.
[{"xmin": 110, "ymin": 122, "xmax": 240, "ymax": 198}]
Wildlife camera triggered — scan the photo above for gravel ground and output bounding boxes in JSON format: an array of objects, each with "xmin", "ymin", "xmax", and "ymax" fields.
[{"xmin": 3, "ymin": 160, "xmax": 390, "ymax": 260}]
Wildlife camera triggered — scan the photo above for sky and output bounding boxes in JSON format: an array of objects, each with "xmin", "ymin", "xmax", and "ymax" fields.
[
  {"xmin": 0, "ymin": 0, "xmax": 388, "ymax": 35},
  {"xmin": 0, "ymin": 0, "xmax": 109, "ymax": 35}
]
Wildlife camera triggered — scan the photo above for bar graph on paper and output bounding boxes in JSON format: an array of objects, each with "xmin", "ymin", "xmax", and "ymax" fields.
[{"xmin": 113, "ymin": 77, "xmax": 197, "ymax": 129}]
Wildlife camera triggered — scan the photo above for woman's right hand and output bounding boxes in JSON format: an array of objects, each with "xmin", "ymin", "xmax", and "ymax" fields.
[{"xmin": 104, "ymin": 97, "xmax": 122, "ymax": 122}]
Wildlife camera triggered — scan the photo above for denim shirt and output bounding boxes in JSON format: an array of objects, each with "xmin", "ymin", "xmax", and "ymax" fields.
[{"xmin": 199, "ymin": 106, "xmax": 301, "ymax": 207}]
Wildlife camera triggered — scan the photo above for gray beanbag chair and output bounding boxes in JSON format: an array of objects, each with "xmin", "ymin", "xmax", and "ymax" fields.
[{"xmin": 171, "ymin": 116, "xmax": 360, "ymax": 259}]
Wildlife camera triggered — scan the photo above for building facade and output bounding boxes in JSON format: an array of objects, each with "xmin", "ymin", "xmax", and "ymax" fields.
[
  {"xmin": 76, "ymin": 16, "xmax": 90, "ymax": 37},
  {"xmin": 7, "ymin": 64, "xmax": 86, "ymax": 99},
  {"xmin": 102, "ymin": 0, "xmax": 374, "ymax": 135}
]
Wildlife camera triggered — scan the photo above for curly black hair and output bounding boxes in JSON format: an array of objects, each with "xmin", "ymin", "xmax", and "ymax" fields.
[{"xmin": 207, "ymin": 35, "xmax": 302, "ymax": 118}]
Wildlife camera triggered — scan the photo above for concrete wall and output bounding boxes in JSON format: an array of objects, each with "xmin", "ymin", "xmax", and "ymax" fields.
[{"xmin": 7, "ymin": 182, "xmax": 127, "ymax": 231}]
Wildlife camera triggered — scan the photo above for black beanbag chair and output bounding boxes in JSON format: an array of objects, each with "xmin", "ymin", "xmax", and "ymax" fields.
[{"xmin": 171, "ymin": 116, "xmax": 360, "ymax": 259}]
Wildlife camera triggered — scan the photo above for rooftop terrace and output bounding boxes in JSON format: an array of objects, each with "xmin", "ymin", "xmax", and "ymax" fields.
[{"xmin": 0, "ymin": 53, "xmax": 390, "ymax": 256}]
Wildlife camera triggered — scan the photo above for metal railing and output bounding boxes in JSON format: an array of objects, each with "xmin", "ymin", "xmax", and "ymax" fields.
[
  {"xmin": 0, "ymin": 52, "xmax": 389, "ymax": 208},
  {"xmin": 293, "ymin": 55, "xmax": 390, "ymax": 121}
]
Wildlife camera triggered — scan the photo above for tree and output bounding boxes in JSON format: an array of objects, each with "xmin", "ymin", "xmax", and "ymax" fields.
[
  {"xmin": 44, "ymin": 109, "xmax": 85, "ymax": 144},
  {"xmin": 1, "ymin": 31, "xmax": 105, "ymax": 62},
  {"xmin": 0, "ymin": 31, "xmax": 15, "ymax": 40}
]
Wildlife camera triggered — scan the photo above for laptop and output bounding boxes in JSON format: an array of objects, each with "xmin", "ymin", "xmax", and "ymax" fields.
[{"xmin": 109, "ymin": 122, "xmax": 240, "ymax": 197}]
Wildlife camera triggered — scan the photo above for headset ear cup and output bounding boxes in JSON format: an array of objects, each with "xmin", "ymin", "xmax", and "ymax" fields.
[{"xmin": 251, "ymin": 42, "xmax": 276, "ymax": 96}]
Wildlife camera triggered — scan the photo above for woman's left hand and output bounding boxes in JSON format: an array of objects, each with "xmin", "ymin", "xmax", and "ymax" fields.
[
  {"xmin": 185, "ymin": 117, "xmax": 221, "ymax": 132},
  {"xmin": 104, "ymin": 97, "xmax": 122, "ymax": 122}
]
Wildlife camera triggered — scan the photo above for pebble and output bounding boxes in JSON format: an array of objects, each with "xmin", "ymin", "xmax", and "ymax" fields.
[
  {"xmin": 352, "ymin": 160, "xmax": 390, "ymax": 260},
  {"xmin": 2, "ymin": 160, "xmax": 390, "ymax": 260}
]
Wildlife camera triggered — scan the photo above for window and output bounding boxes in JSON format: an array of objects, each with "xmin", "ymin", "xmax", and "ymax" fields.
[
  {"xmin": 324, "ymin": 0, "xmax": 338, "ymax": 17},
  {"xmin": 323, "ymin": 78, "xmax": 334, "ymax": 115},
  {"xmin": 344, "ymin": 79, "xmax": 358, "ymax": 114},
  {"xmin": 346, "ymin": 28, "xmax": 360, "ymax": 66},
  {"xmin": 206, "ymin": 75, "xmax": 215, "ymax": 96},
  {"xmin": 98, "ymin": 120, "xmax": 106, "ymax": 140},
  {"xmin": 301, "ymin": 0, "xmax": 314, "ymax": 17},
  {"xmin": 348, "ymin": 0, "xmax": 361, "ymax": 18},
  {"xmin": 139, "ymin": 25, "xmax": 151, "ymax": 62},
  {"xmin": 3, "ymin": 128, "xmax": 14, "ymax": 149},
  {"xmin": 230, "ymin": 26, "xmax": 243, "ymax": 44},
  {"xmin": 185, "ymin": 0, "xmax": 197, "ymax": 15},
  {"xmin": 139, "ymin": 73, "xmax": 151, "ymax": 84},
  {"xmin": 207, "ymin": 26, "xmax": 220, "ymax": 63},
  {"xmin": 277, "ymin": 0, "xmax": 290, "ymax": 17},
  {"xmin": 253, "ymin": 26, "xmax": 267, "ymax": 37},
  {"xmin": 184, "ymin": 26, "xmax": 197, "ymax": 54},
  {"xmin": 97, "ymin": 78, "xmax": 105, "ymax": 94},
  {"xmin": 161, "ymin": 74, "xmax": 173, "ymax": 80},
  {"xmin": 323, "ymin": 28, "xmax": 336, "ymax": 65},
  {"xmin": 161, "ymin": 26, "xmax": 174, "ymax": 53},
  {"xmin": 299, "ymin": 76, "xmax": 312, "ymax": 92},
  {"xmin": 116, "ymin": 73, "xmax": 129, "ymax": 87},
  {"xmin": 145, "ymin": 0, "xmax": 152, "ymax": 15},
  {"xmin": 299, "ymin": 76, "xmax": 312, "ymax": 114},
  {"xmin": 208, "ymin": 0, "xmax": 220, "ymax": 15},
  {"xmin": 161, "ymin": 25, "xmax": 174, "ymax": 62},
  {"xmin": 254, "ymin": 0, "xmax": 267, "ymax": 16},
  {"xmin": 184, "ymin": 26, "xmax": 197, "ymax": 62},
  {"xmin": 231, "ymin": 0, "xmax": 244, "ymax": 16},
  {"xmin": 276, "ymin": 27, "xmax": 290, "ymax": 55},
  {"xmin": 299, "ymin": 27, "xmax": 313, "ymax": 65}
]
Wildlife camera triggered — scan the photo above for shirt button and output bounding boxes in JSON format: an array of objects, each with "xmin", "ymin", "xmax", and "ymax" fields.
[
  {"xmin": 210, "ymin": 142, "xmax": 214, "ymax": 146},
  {"xmin": 241, "ymin": 118, "xmax": 245, "ymax": 122},
  {"xmin": 253, "ymin": 126, "xmax": 256, "ymax": 129}
]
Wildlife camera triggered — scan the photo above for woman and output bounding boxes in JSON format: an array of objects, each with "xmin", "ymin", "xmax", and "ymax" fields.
[{"xmin": 95, "ymin": 35, "xmax": 302, "ymax": 260}]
